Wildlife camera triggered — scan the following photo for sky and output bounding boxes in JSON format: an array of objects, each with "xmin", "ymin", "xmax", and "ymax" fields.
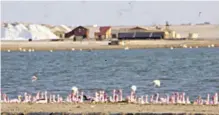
[{"xmin": 1, "ymin": 1, "xmax": 219, "ymax": 26}]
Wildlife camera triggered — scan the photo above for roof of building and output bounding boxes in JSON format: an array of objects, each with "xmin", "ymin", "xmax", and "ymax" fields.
[
  {"xmin": 95, "ymin": 26, "xmax": 111, "ymax": 35},
  {"xmin": 129, "ymin": 26, "xmax": 148, "ymax": 30},
  {"xmin": 73, "ymin": 26, "xmax": 88, "ymax": 30}
]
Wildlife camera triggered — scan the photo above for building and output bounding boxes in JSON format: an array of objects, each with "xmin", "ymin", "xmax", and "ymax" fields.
[
  {"xmin": 111, "ymin": 26, "xmax": 165, "ymax": 40},
  {"xmin": 95, "ymin": 26, "xmax": 111, "ymax": 40},
  {"xmin": 118, "ymin": 30, "xmax": 165, "ymax": 40},
  {"xmin": 64, "ymin": 26, "xmax": 89, "ymax": 39},
  {"xmin": 111, "ymin": 26, "xmax": 148, "ymax": 38},
  {"xmin": 86, "ymin": 26, "xmax": 100, "ymax": 39}
]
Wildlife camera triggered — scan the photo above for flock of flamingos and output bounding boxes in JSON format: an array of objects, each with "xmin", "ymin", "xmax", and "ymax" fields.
[{"xmin": 1, "ymin": 86, "xmax": 218, "ymax": 105}]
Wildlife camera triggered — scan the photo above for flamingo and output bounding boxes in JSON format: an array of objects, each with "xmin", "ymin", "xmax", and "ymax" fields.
[
  {"xmin": 112, "ymin": 89, "xmax": 116, "ymax": 102},
  {"xmin": 166, "ymin": 94, "xmax": 170, "ymax": 104},
  {"xmin": 119, "ymin": 89, "xmax": 123, "ymax": 102},
  {"xmin": 36, "ymin": 92, "xmax": 40, "ymax": 100},
  {"xmin": 104, "ymin": 91, "xmax": 108, "ymax": 102},
  {"xmin": 127, "ymin": 96, "xmax": 131, "ymax": 103},
  {"xmin": 36, "ymin": 91, "xmax": 48, "ymax": 103},
  {"xmin": 155, "ymin": 93, "xmax": 159, "ymax": 104},
  {"xmin": 57, "ymin": 94, "xmax": 60, "ymax": 103},
  {"xmin": 2, "ymin": 89, "xmax": 219, "ymax": 105},
  {"xmin": 214, "ymin": 93, "xmax": 218, "ymax": 104},
  {"xmin": 140, "ymin": 95, "xmax": 145, "ymax": 104},
  {"xmin": 2, "ymin": 94, "xmax": 9, "ymax": 103},
  {"xmin": 186, "ymin": 96, "xmax": 191, "ymax": 104},
  {"xmin": 130, "ymin": 85, "xmax": 137, "ymax": 103},
  {"xmin": 66, "ymin": 94, "xmax": 71, "ymax": 103},
  {"xmin": 182, "ymin": 92, "xmax": 186, "ymax": 104},
  {"xmin": 109, "ymin": 96, "xmax": 113, "ymax": 102},
  {"xmin": 95, "ymin": 91, "xmax": 99, "ymax": 102},
  {"xmin": 99, "ymin": 91, "xmax": 104, "ymax": 103},
  {"xmin": 23, "ymin": 92, "xmax": 29, "ymax": 103},
  {"xmin": 80, "ymin": 92, "xmax": 84, "ymax": 103},
  {"xmin": 145, "ymin": 95, "xmax": 149, "ymax": 104},
  {"xmin": 159, "ymin": 96, "xmax": 166, "ymax": 103},
  {"xmin": 153, "ymin": 80, "xmax": 161, "ymax": 87},
  {"xmin": 32, "ymin": 75, "xmax": 37, "ymax": 82},
  {"xmin": 150, "ymin": 95, "xmax": 154, "ymax": 103}
]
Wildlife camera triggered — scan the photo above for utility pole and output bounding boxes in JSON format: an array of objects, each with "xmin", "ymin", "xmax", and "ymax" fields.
[{"xmin": 165, "ymin": 21, "xmax": 170, "ymax": 30}]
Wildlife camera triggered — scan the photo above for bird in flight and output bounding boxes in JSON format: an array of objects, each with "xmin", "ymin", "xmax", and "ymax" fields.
[
  {"xmin": 153, "ymin": 80, "xmax": 161, "ymax": 87},
  {"xmin": 198, "ymin": 12, "xmax": 202, "ymax": 17},
  {"xmin": 32, "ymin": 75, "xmax": 37, "ymax": 82}
]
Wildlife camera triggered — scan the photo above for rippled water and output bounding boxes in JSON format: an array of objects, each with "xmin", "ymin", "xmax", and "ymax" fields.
[{"xmin": 1, "ymin": 48, "xmax": 219, "ymax": 100}]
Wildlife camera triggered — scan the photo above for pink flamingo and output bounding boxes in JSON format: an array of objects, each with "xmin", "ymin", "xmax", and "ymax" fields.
[
  {"xmin": 65, "ymin": 94, "xmax": 71, "ymax": 103},
  {"xmin": 214, "ymin": 93, "xmax": 218, "ymax": 104},
  {"xmin": 36, "ymin": 91, "xmax": 48, "ymax": 103},
  {"xmin": 32, "ymin": 75, "xmax": 37, "ymax": 82},
  {"xmin": 155, "ymin": 93, "xmax": 159, "ymax": 104},
  {"xmin": 112, "ymin": 89, "xmax": 116, "ymax": 102},
  {"xmin": 205, "ymin": 93, "xmax": 210, "ymax": 105},
  {"xmin": 104, "ymin": 91, "xmax": 108, "ymax": 102},
  {"xmin": 23, "ymin": 92, "xmax": 29, "ymax": 103},
  {"xmin": 119, "ymin": 89, "xmax": 123, "ymax": 102},
  {"xmin": 150, "ymin": 95, "xmax": 154, "ymax": 103},
  {"xmin": 140, "ymin": 95, "xmax": 145, "ymax": 104},
  {"xmin": 145, "ymin": 95, "xmax": 149, "ymax": 104},
  {"xmin": 80, "ymin": 92, "xmax": 84, "ymax": 103},
  {"xmin": 95, "ymin": 91, "xmax": 99, "ymax": 102},
  {"xmin": 2, "ymin": 94, "xmax": 9, "ymax": 103},
  {"xmin": 186, "ymin": 96, "xmax": 190, "ymax": 104},
  {"xmin": 182, "ymin": 92, "xmax": 186, "ymax": 104},
  {"xmin": 109, "ymin": 96, "xmax": 113, "ymax": 102}
]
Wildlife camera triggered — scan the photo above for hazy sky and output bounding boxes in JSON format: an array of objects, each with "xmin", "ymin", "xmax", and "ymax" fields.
[{"xmin": 1, "ymin": 1, "xmax": 219, "ymax": 26}]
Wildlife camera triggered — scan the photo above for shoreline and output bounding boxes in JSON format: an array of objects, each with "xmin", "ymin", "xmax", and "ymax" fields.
[
  {"xmin": 1, "ymin": 40, "xmax": 219, "ymax": 51},
  {"xmin": 2, "ymin": 103, "xmax": 219, "ymax": 114}
]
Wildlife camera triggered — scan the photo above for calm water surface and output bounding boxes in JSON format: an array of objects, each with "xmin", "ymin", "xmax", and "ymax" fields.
[{"xmin": 1, "ymin": 48, "xmax": 219, "ymax": 100}]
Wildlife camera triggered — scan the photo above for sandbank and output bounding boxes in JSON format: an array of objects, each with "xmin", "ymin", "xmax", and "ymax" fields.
[
  {"xmin": 1, "ymin": 40, "xmax": 219, "ymax": 51},
  {"xmin": 1, "ymin": 103, "xmax": 219, "ymax": 114}
]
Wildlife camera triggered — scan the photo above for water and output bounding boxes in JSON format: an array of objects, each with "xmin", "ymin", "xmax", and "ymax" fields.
[{"xmin": 1, "ymin": 48, "xmax": 219, "ymax": 100}]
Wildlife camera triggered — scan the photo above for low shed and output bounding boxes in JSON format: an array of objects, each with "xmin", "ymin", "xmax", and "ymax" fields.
[{"xmin": 118, "ymin": 31, "xmax": 165, "ymax": 40}]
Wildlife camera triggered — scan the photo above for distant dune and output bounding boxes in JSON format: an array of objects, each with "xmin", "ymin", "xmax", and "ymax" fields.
[{"xmin": 165, "ymin": 25, "xmax": 219, "ymax": 39}]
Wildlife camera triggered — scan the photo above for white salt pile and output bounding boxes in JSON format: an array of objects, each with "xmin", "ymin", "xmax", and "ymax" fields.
[
  {"xmin": 60, "ymin": 25, "xmax": 71, "ymax": 32},
  {"xmin": 1, "ymin": 23, "xmax": 58, "ymax": 40}
]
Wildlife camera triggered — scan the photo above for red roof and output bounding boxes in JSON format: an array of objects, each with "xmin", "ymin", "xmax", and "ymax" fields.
[{"xmin": 95, "ymin": 26, "xmax": 111, "ymax": 35}]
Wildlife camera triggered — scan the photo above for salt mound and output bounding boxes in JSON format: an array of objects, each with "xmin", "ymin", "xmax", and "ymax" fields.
[
  {"xmin": 3, "ymin": 27, "xmax": 20, "ymax": 40},
  {"xmin": 28, "ymin": 24, "xmax": 58, "ymax": 40},
  {"xmin": 1, "ymin": 24, "xmax": 33, "ymax": 40},
  {"xmin": 1, "ymin": 23, "xmax": 58, "ymax": 40},
  {"xmin": 18, "ymin": 29, "xmax": 33, "ymax": 39},
  {"xmin": 1, "ymin": 27, "xmax": 6, "ymax": 39},
  {"xmin": 60, "ymin": 25, "xmax": 71, "ymax": 32}
]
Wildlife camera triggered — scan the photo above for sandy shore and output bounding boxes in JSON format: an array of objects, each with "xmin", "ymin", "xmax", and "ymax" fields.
[
  {"xmin": 1, "ymin": 40, "xmax": 219, "ymax": 51},
  {"xmin": 1, "ymin": 103, "xmax": 219, "ymax": 114}
]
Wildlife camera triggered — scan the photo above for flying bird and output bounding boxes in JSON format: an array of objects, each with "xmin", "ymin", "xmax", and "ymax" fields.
[
  {"xmin": 153, "ymin": 80, "xmax": 161, "ymax": 87},
  {"xmin": 32, "ymin": 75, "xmax": 37, "ymax": 82},
  {"xmin": 198, "ymin": 12, "xmax": 202, "ymax": 17},
  {"xmin": 131, "ymin": 85, "xmax": 137, "ymax": 92},
  {"xmin": 72, "ymin": 86, "xmax": 78, "ymax": 93}
]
